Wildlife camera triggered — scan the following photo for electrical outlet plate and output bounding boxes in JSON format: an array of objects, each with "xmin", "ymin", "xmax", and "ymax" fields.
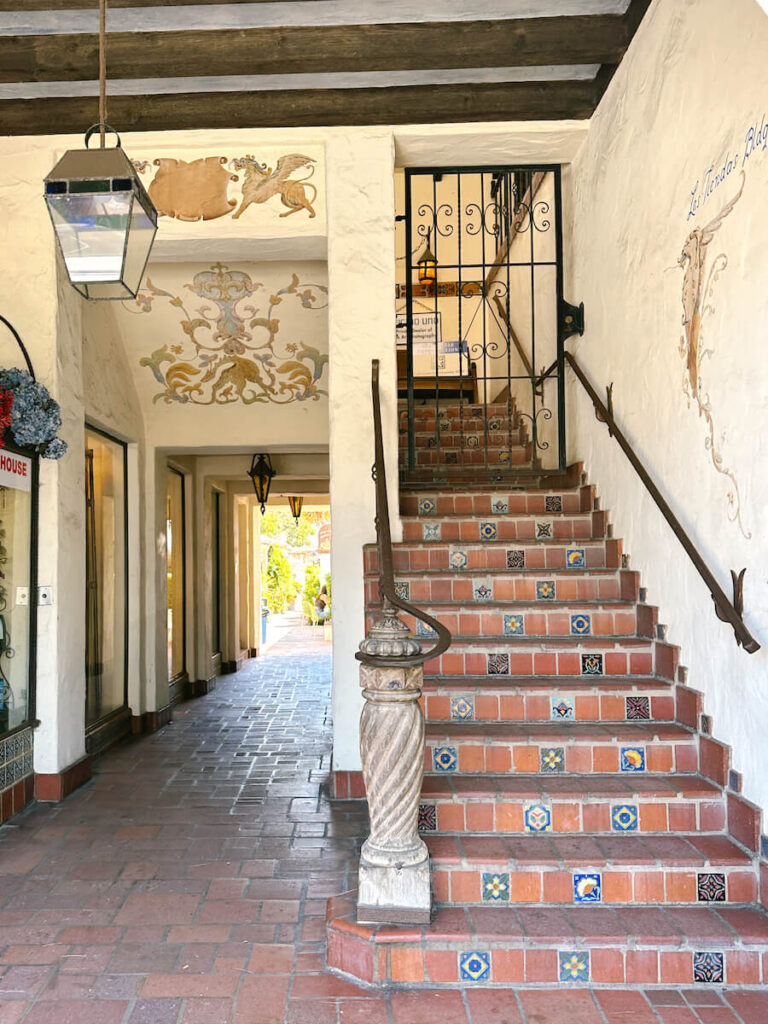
[
  {"xmin": 38, "ymin": 586, "xmax": 53, "ymax": 606},
  {"xmin": 16, "ymin": 587, "xmax": 28, "ymax": 606}
]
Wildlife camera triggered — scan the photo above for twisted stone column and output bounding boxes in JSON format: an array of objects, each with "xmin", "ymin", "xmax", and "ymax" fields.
[{"xmin": 356, "ymin": 603, "xmax": 430, "ymax": 924}]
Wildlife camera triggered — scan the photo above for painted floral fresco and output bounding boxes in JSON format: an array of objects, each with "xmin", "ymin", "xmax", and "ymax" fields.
[
  {"xmin": 677, "ymin": 170, "xmax": 750, "ymax": 539},
  {"xmin": 128, "ymin": 263, "xmax": 328, "ymax": 405}
]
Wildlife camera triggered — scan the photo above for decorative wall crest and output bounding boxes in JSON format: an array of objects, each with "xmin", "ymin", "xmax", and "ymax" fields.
[
  {"xmin": 129, "ymin": 263, "xmax": 328, "ymax": 406},
  {"xmin": 134, "ymin": 154, "xmax": 318, "ymax": 222},
  {"xmin": 677, "ymin": 170, "xmax": 750, "ymax": 539}
]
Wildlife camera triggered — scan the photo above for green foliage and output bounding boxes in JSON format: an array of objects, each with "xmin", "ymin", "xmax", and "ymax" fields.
[
  {"xmin": 302, "ymin": 562, "xmax": 321, "ymax": 624},
  {"xmin": 263, "ymin": 543, "xmax": 299, "ymax": 613},
  {"xmin": 260, "ymin": 508, "xmax": 316, "ymax": 548}
]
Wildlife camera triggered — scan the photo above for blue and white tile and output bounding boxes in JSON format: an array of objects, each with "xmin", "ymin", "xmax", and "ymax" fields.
[
  {"xmin": 433, "ymin": 747, "xmax": 457, "ymax": 772},
  {"xmin": 536, "ymin": 580, "xmax": 556, "ymax": 601},
  {"xmin": 551, "ymin": 697, "xmax": 574, "ymax": 720},
  {"xmin": 473, "ymin": 578, "xmax": 494, "ymax": 602},
  {"xmin": 449, "ymin": 546, "xmax": 469, "ymax": 570},
  {"xmin": 566, "ymin": 548, "xmax": 586, "ymax": 568},
  {"xmin": 417, "ymin": 496, "xmax": 437, "ymax": 516},
  {"xmin": 491, "ymin": 498, "xmax": 509, "ymax": 515},
  {"xmin": 573, "ymin": 873, "xmax": 602, "ymax": 903},
  {"xmin": 570, "ymin": 614, "xmax": 591, "ymax": 636},
  {"xmin": 482, "ymin": 873, "xmax": 510, "ymax": 902},
  {"xmin": 503, "ymin": 614, "xmax": 524, "ymax": 636},
  {"xmin": 422, "ymin": 521, "xmax": 441, "ymax": 541},
  {"xmin": 394, "ymin": 581, "xmax": 410, "ymax": 601},
  {"xmin": 559, "ymin": 951, "xmax": 590, "ymax": 982},
  {"xmin": 479, "ymin": 521, "xmax": 497, "ymax": 541},
  {"xmin": 523, "ymin": 802, "xmax": 552, "ymax": 832},
  {"xmin": 620, "ymin": 747, "xmax": 646, "ymax": 772},
  {"xmin": 611, "ymin": 804, "xmax": 639, "ymax": 832},
  {"xmin": 450, "ymin": 696, "xmax": 474, "ymax": 721},
  {"xmin": 460, "ymin": 951, "xmax": 490, "ymax": 982}
]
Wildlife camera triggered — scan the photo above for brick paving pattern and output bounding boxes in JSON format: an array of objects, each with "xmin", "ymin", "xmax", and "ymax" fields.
[{"xmin": 0, "ymin": 625, "xmax": 765, "ymax": 1022}]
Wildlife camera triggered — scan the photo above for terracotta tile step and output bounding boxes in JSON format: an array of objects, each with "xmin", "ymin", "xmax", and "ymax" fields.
[
  {"xmin": 409, "ymin": 449, "xmax": 533, "ymax": 468},
  {"xmin": 401, "ymin": 514, "xmax": 600, "ymax": 543},
  {"xmin": 327, "ymin": 893, "xmax": 768, "ymax": 986},
  {"xmin": 426, "ymin": 834, "xmax": 757, "ymax": 906},
  {"xmin": 366, "ymin": 571, "xmax": 637, "ymax": 605},
  {"xmin": 400, "ymin": 485, "xmax": 593, "ymax": 517},
  {"xmin": 404, "ymin": 402, "xmax": 514, "ymax": 420},
  {"xmin": 423, "ymin": 721, "xmax": 696, "ymax": 775},
  {"xmin": 422, "ymin": 681, "xmax": 675, "ymax": 723},
  {"xmin": 422, "ymin": 640, "xmax": 668, "ymax": 682},
  {"xmin": 403, "ymin": 429, "xmax": 526, "ymax": 446},
  {"xmin": 364, "ymin": 539, "xmax": 622, "ymax": 574},
  {"xmin": 417, "ymin": 772, "xmax": 725, "ymax": 834}
]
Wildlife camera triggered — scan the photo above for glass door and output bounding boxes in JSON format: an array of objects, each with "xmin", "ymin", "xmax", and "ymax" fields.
[{"xmin": 85, "ymin": 427, "xmax": 127, "ymax": 738}]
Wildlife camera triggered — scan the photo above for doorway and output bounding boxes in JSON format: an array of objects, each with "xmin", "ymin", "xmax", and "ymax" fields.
[{"xmin": 166, "ymin": 466, "xmax": 187, "ymax": 704}]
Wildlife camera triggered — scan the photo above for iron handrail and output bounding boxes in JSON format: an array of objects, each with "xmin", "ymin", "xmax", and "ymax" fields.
[
  {"xmin": 565, "ymin": 350, "xmax": 759, "ymax": 654},
  {"xmin": 356, "ymin": 359, "xmax": 452, "ymax": 667}
]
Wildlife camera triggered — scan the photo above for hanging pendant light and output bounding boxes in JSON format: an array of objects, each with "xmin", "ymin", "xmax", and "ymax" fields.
[
  {"xmin": 43, "ymin": 1, "xmax": 157, "ymax": 300},
  {"xmin": 417, "ymin": 228, "xmax": 437, "ymax": 286},
  {"xmin": 248, "ymin": 454, "xmax": 276, "ymax": 514},
  {"xmin": 287, "ymin": 496, "xmax": 304, "ymax": 523}
]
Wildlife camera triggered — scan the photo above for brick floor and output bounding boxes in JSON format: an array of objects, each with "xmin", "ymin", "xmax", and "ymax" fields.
[{"xmin": 0, "ymin": 626, "xmax": 764, "ymax": 1023}]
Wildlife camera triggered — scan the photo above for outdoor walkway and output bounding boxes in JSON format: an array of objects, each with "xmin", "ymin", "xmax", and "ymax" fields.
[{"xmin": 0, "ymin": 627, "xmax": 765, "ymax": 1023}]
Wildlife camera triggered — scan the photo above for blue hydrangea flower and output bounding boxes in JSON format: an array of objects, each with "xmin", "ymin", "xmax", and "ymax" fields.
[{"xmin": 0, "ymin": 368, "xmax": 66, "ymax": 459}]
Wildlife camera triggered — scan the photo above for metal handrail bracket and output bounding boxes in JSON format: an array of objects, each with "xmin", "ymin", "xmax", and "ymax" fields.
[{"xmin": 565, "ymin": 350, "xmax": 759, "ymax": 653}]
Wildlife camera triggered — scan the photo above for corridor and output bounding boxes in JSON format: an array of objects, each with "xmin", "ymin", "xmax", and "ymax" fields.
[{"xmin": 0, "ymin": 627, "xmax": 765, "ymax": 1024}]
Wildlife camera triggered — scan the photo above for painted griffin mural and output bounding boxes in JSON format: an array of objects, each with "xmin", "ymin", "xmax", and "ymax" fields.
[
  {"xmin": 129, "ymin": 263, "xmax": 328, "ymax": 406},
  {"xmin": 677, "ymin": 169, "xmax": 749, "ymax": 538}
]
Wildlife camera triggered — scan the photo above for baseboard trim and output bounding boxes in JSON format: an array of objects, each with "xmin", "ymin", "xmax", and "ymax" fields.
[
  {"xmin": 35, "ymin": 754, "xmax": 93, "ymax": 803},
  {"xmin": 186, "ymin": 676, "xmax": 217, "ymax": 699}
]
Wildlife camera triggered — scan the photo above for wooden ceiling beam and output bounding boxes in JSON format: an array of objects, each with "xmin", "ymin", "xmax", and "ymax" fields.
[
  {"xmin": 0, "ymin": 79, "xmax": 598, "ymax": 136},
  {"xmin": 0, "ymin": 1, "xmax": 300, "ymax": 8},
  {"xmin": 0, "ymin": 16, "xmax": 630, "ymax": 83}
]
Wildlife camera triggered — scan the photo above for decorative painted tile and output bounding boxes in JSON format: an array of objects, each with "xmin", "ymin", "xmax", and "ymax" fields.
[
  {"xmin": 566, "ymin": 548, "xmax": 585, "ymax": 568},
  {"xmin": 416, "ymin": 620, "xmax": 438, "ymax": 638},
  {"xmin": 559, "ymin": 951, "xmax": 590, "ymax": 982},
  {"xmin": 21, "ymin": 752, "xmax": 32, "ymax": 776},
  {"xmin": 570, "ymin": 614, "xmax": 591, "ymax": 636},
  {"xmin": 535, "ymin": 519, "xmax": 553, "ymax": 539},
  {"xmin": 470, "ymin": 407, "xmax": 483, "ymax": 418},
  {"xmin": 611, "ymin": 805, "xmax": 639, "ymax": 832},
  {"xmin": 438, "ymin": 414, "xmax": 451, "ymax": 432},
  {"xmin": 465, "ymin": 434, "xmax": 479, "ymax": 448},
  {"xmin": 473, "ymin": 578, "xmax": 494, "ymax": 602},
  {"xmin": 482, "ymin": 872, "xmax": 510, "ymax": 902},
  {"xmin": 433, "ymin": 747, "xmax": 457, "ymax": 772},
  {"xmin": 540, "ymin": 747, "xmax": 565, "ymax": 773},
  {"xmin": 427, "ymin": 436, "xmax": 438, "ymax": 449},
  {"xmin": 697, "ymin": 873, "xmax": 726, "ymax": 902},
  {"xmin": 479, "ymin": 521, "xmax": 497, "ymax": 541},
  {"xmin": 417, "ymin": 804, "xmax": 437, "ymax": 831},
  {"xmin": 693, "ymin": 951, "xmax": 724, "ymax": 984},
  {"xmin": 536, "ymin": 580, "xmax": 556, "ymax": 601},
  {"xmin": 449, "ymin": 546, "xmax": 469, "ymax": 570},
  {"xmin": 491, "ymin": 498, "xmax": 509, "ymax": 514},
  {"xmin": 488, "ymin": 416, "xmax": 502, "ymax": 431},
  {"xmin": 460, "ymin": 951, "xmax": 490, "ymax": 982},
  {"xmin": 422, "ymin": 522, "xmax": 441, "ymax": 541},
  {"xmin": 503, "ymin": 614, "xmax": 524, "ymax": 636},
  {"xmin": 551, "ymin": 697, "xmax": 574, "ymax": 720},
  {"xmin": 506, "ymin": 549, "xmax": 525, "ymax": 569},
  {"xmin": 626, "ymin": 696, "xmax": 650, "ymax": 720},
  {"xmin": 524, "ymin": 802, "xmax": 552, "ymax": 832},
  {"xmin": 444, "ymin": 451, "xmax": 458, "ymax": 465},
  {"xmin": 394, "ymin": 581, "xmax": 410, "ymax": 601},
  {"xmin": 450, "ymin": 696, "xmax": 475, "ymax": 721},
  {"xmin": 620, "ymin": 747, "xmax": 646, "ymax": 772},
  {"xmin": 545, "ymin": 495, "xmax": 563, "ymax": 513},
  {"xmin": 487, "ymin": 653, "xmax": 510, "ymax": 675},
  {"xmin": 498, "ymin": 450, "xmax": 511, "ymax": 464},
  {"xmin": 574, "ymin": 873, "xmax": 602, "ymax": 903},
  {"xmin": 581, "ymin": 653, "xmax": 603, "ymax": 675},
  {"xmin": 417, "ymin": 496, "xmax": 437, "ymax": 516}
]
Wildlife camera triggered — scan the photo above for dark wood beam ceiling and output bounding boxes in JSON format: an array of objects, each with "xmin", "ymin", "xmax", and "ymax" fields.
[
  {"xmin": 0, "ymin": 17, "xmax": 631, "ymax": 83},
  {"xmin": 0, "ymin": 79, "xmax": 599, "ymax": 136}
]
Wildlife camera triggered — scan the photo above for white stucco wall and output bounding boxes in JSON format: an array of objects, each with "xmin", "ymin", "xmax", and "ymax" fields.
[{"xmin": 567, "ymin": 0, "xmax": 768, "ymax": 810}]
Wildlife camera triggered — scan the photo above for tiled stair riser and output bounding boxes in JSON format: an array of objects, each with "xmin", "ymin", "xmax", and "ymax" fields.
[
  {"xmin": 410, "ymin": 447, "xmax": 533, "ymax": 467},
  {"xmin": 401, "ymin": 514, "xmax": 599, "ymax": 543},
  {"xmin": 405, "ymin": 427, "xmax": 527, "ymax": 447},
  {"xmin": 420, "ymin": 647, "xmax": 664, "ymax": 679},
  {"xmin": 365, "ymin": 607, "xmax": 645, "ymax": 639},
  {"xmin": 364, "ymin": 540, "xmax": 623, "ymax": 573},
  {"xmin": 399, "ymin": 487, "xmax": 594, "ymax": 517},
  {"xmin": 422, "ymin": 738, "xmax": 698, "ymax": 775},
  {"xmin": 422, "ymin": 688, "xmax": 676, "ymax": 723},
  {"xmin": 366, "ymin": 573, "xmax": 638, "ymax": 605}
]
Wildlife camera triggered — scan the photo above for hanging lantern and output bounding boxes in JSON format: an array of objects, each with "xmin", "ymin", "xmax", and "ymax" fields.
[
  {"xmin": 44, "ymin": 127, "xmax": 158, "ymax": 300},
  {"xmin": 417, "ymin": 229, "xmax": 437, "ymax": 286},
  {"xmin": 248, "ymin": 453, "xmax": 276, "ymax": 514},
  {"xmin": 287, "ymin": 496, "xmax": 304, "ymax": 523},
  {"xmin": 43, "ymin": 2, "xmax": 158, "ymax": 300}
]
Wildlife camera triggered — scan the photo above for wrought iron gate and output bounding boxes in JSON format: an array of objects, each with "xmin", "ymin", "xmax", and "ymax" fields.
[{"xmin": 399, "ymin": 165, "xmax": 569, "ymax": 478}]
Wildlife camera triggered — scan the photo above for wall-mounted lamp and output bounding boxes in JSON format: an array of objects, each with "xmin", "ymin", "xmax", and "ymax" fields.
[
  {"xmin": 287, "ymin": 496, "xmax": 304, "ymax": 523},
  {"xmin": 248, "ymin": 453, "xmax": 276, "ymax": 514},
  {"xmin": 43, "ymin": 2, "xmax": 158, "ymax": 300},
  {"xmin": 417, "ymin": 228, "xmax": 437, "ymax": 286}
]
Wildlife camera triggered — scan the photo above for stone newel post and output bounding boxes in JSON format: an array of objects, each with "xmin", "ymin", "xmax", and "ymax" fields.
[{"xmin": 356, "ymin": 600, "xmax": 431, "ymax": 924}]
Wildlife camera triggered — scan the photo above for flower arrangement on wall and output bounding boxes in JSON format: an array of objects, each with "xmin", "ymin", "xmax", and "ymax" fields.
[{"xmin": 0, "ymin": 370, "xmax": 67, "ymax": 460}]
